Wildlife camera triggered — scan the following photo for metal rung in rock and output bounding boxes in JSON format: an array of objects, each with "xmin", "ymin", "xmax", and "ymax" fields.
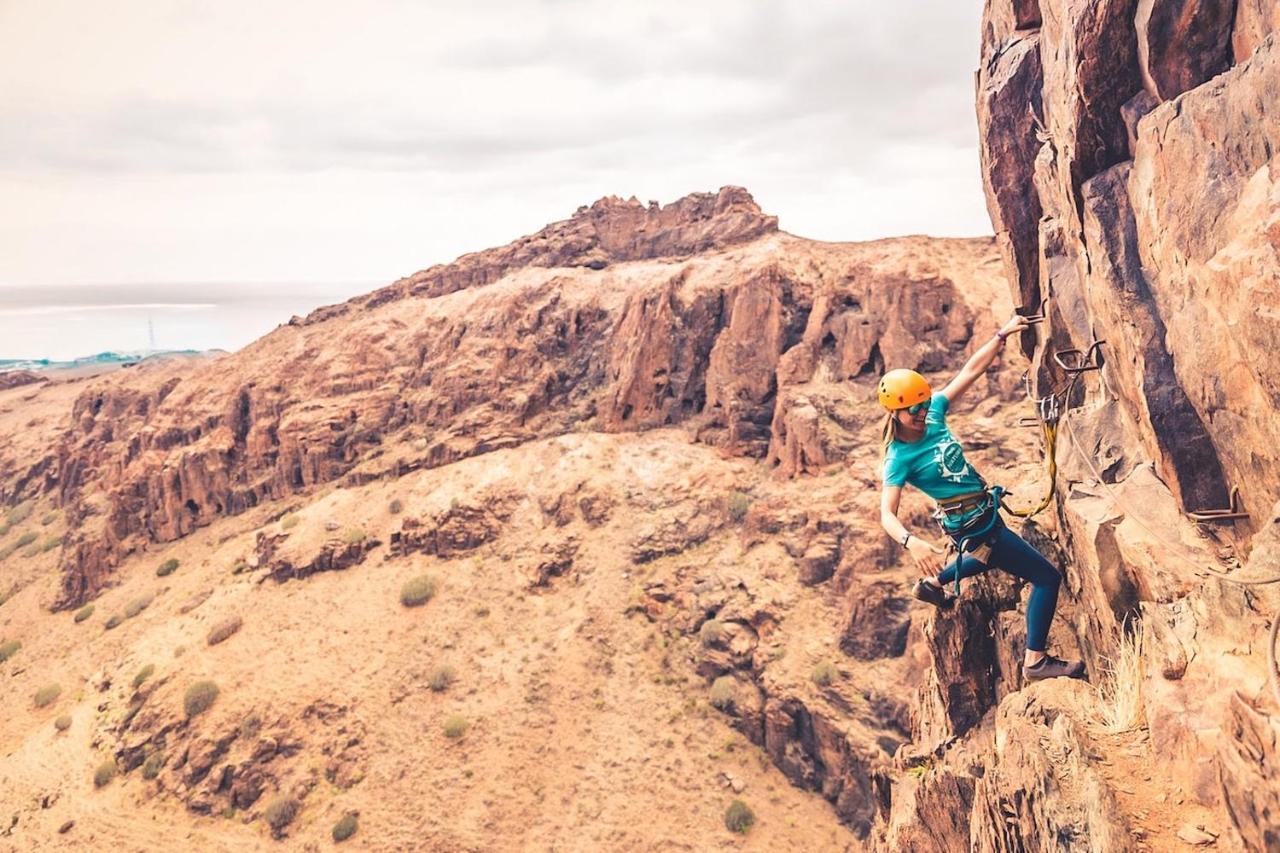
[
  {"xmin": 1189, "ymin": 486, "xmax": 1250, "ymax": 523},
  {"xmin": 1054, "ymin": 341, "xmax": 1106, "ymax": 375}
]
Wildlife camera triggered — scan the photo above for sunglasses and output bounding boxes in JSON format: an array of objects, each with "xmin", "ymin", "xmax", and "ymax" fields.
[{"xmin": 905, "ymin": 398, "xmax": 930, "ymax": 416}]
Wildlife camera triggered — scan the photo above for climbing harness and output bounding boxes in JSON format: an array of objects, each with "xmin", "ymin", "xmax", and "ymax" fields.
[{"xmin": 935, "ymin": 485, "xmax": 1008, "ymax": 596}]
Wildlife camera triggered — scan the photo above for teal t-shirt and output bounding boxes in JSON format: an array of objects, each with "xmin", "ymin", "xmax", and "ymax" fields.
[{"xmin": 882, "ymin": 394, "xmax": 988, "ymax": 531}]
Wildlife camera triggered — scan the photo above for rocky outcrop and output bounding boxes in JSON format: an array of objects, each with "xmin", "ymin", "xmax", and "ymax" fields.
[
  {"xmin": 0, "ymin": 190, "xmax": 1008, "ymax": 610},
  {"xmin": 964, "ymin": 1, "xmax": 1280, "ymax": 847}
]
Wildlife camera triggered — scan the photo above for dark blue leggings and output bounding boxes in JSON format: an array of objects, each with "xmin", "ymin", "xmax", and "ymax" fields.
[{"xmin": 936, "ymin": 520, "xmax": 1062, "ymax": 652}]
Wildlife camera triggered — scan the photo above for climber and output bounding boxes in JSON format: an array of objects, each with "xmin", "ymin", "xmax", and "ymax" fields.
[{"xmin": 876, "ymin": 314, "xmax": 1084, "ymax": 682}]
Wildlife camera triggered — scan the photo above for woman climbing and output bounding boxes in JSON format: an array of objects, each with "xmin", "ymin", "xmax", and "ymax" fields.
[{"xmin": 877, "ymin": 314, "xmax": 1084, "ymax": 681}]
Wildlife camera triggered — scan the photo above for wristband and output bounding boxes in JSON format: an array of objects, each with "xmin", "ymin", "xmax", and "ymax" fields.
[
  {"xmin": 900, "ymin": 532, "xmax": 911, "ymax": 549},
  {"xmin": 994, "ymin": 330, "xmax": 1008, "ymax": 343}
]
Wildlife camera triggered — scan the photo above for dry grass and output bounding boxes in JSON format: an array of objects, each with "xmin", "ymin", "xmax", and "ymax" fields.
[
  {"xmin": 73, "ymin": 604, "xmax": 95, "ymax": 623},
  {"xmin": 1094, "ymin": 626, "xmax": 1145, "ymax": 734}
]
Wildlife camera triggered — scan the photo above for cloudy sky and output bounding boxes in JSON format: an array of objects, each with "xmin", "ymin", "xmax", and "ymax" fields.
[{"xmin": 0, "ymin": 0, "xmax": 991, "ymax": 289}]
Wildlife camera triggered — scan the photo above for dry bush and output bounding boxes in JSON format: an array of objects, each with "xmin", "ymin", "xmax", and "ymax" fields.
[
  {"xmin": 443, "ymin": 714, "xmax": 468, "ymax": 739},
  {"xmin": 263, "ymin": 796, "xmax": 299, "ymax": 834},
  {"xmin": 207, "ymin": 615, "xmax": 243, "ymax": 646},
  {"xmin": 1094, "ymin": 627, "xmax": 1145, "ymax": 734},
  {"xmin": 709, "ymin": 676, "xmax": 736, "ymax": 712},
  {"xmin": 123, "ymin": 594, "xmax": 153, "ymax": 619},
  {"xmin": 184, "ymin": 680, "xmax": 219, "ymax": 717},
  {"xmin": 281, "ymin": 514, "xmax": 300, "ymax": 530},
  {"xmin": 699, "ymin": 619, "xmax": 725, "ymax": 647},
  {"xmin": 141, "ymin": 751, "xmax": 165, "ymax": 780},
  {"xmin": 332, "ymin": 813, "xmax": 358, "ymax": 842},
  {"xmin": 104, "ymin": 614, "xmax": 123, "ymax": 630},
  {"xmin": 40, "ymin": 511, "xmax": 58, "ymax": 526},
  {"xmin": 156, "ymin": 558, "xmax": 179, "ymax": 577},
  {"xmin": 5, "ymin": 502, "xmax": 32, "ymax": 526},
  {"xmin": 811, "ymin": 661, "xmax": 838, "ymax": 686},
  {"xmin": 428, "ymin": 665, "xmax": 456, "ymax": 692},
  {"xmin": 400, "ymin": 575, "xmax": 437, "ymax": 608},
  {"xmin": 40, "ymin": 535, "xmax": 62, "ymax": 553},
  {"xmin": 389, "ymin": 498, "xmax": 404, "ymax": 515},
  {"xmin": 132, "ymin": 663, "xmax": 156, "ymax": 689},
  {"xmin": 0, "ymin": 639, "xmax": 20, "ymax": 662},
  {"xmin": 724, "ymin": 799, "xmax": 755, "ymax": 833},
  {"xmin": 93, "ymin": 760, "xmax": 117, "ymax": 788},
  {"xmin": 728, "ymin": 491, "xmax": 751, "ymax": 522},
  {"xmin": 54, "ymin": 715, "xmax": 72, "ymax": 732},
  {"xmin": 34, "ymin": 683, "xmax": 61, "ymax": 708},
  {"xmin": 73, "ymin": 604, "xmax": 95, "ymax": 623},
  {"xmin": 343, "ymin": 527, "xmax": 367, "ymax": 545}
]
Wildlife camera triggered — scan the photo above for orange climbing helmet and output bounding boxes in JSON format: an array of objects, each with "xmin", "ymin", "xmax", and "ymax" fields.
[{"xmin": 878, "ymin": 368, "xmax": 931, "ymax": 411}]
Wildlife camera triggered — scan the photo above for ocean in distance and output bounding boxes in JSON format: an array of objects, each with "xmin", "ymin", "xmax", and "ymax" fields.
[{"xmin": 0, "ymin": 281, "xmax": 376, "ymax": 364}]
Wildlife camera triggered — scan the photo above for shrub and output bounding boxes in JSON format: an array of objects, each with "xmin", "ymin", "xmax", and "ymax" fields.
[
  {"xmin": 141, "ymin": 750, "xmax": 165, "ymax": 780},
  {"xmin": 93, "ymin": 760, "xmax": 117, "ymax": 788},
  {"xmin": 184, "ymin": 680, "xmax": 219, "ymax": 717},
  {"xmin": 40, "ymin": 535, "xmax": 62, "ymax": 553},
  {"xmin": 428, "ymin": 665, "xmax": 456, "ymax": 692},
  {"xmin": 332, "ymin": 813, "xmax": 359, "ymax": 842},
  {"xmin": 132, "ymin": 663, "xmax": 156, "ymax": 689},
  {"xmin": 34, "ymin": 683, "xmax": 61, "ymax": 708},
  {"xmin": 0, "ymin": 639, "xmax": 20, "ymax": 662},
  {"xmin": 724, "ymin": 799, "xmax": 755, "ymax": 834},
  {"xmin": 709, "ymin": 676, "xmax": 736, "ymax": 712},
  {"xmin": 389, "ymin": 499, "xmax": 404, "ymax": 515},
  {"xmin": 156, "ymin": 558, "xmax": 179, "ymax": 577},
  {"xmin": 240, "ymin": 712, "xmax": 262, "ymax": 740},
  {"xmin": 5, "ymin": 502, "xmax": 32, "ymax": 526},
  {"xmin": 40, "ymin": 511, "xmax": 58, "ymax": 526},
  {"xmin": 104, "ymin": 614, "xmax": 123, "ymax": 630},
  {"xmin": 811, "ymin": 661, "xmax": 839, "ymax": 687},
  {"xmin": 699, "ymin": 619, "xmax": 725, "ymax": 647},
  {"xmin": 728, "ymin": 491, "xmax": 751, "ymax": 522},
  {"xmin": 55, "ymin": 715, "xmax": 72, "ymax": 732},
  {"xmin": 400, "ymin": 576, "xmax": 437, "ymax": 608},
  {"xmin": 14, "ymin": 531, "xmax": 37, "ymax": 549},
  {"xmin": 343, "ymin": 527, "xmax": 367, "ymax": 545},
  {"xmin": 443, "ymin": 714, "xmax": 468, "ymax": 739},
  {"xmin": 281, "ymin": 514, "xmax": 300, "ymax": 530},
  {"xmin": 263, "ymin": 796, "xmax": 300, "ymax": 833},
  {"xmin": 123, "ymin": 594, "xmax": 153, "ymax": 619},
  {"xmin": 206, "ymin": 615, "xmax": 243, "ymax": 646},
  {"xmin": 73, "ymin": 604, "xmax": 95, "ymax": 623}
]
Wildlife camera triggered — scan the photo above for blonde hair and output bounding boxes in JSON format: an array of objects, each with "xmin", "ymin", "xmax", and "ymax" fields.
[{"xmin": 878, "ymin": 411, "xmax": 900, "ymax": 481}]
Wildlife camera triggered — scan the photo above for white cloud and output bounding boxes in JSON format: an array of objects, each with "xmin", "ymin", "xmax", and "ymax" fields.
[{"xmin": 0, "ymin": 0, "xmax": 991, "ymax": 287}]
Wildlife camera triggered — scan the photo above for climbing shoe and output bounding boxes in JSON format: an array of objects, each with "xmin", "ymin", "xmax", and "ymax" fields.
[
  {"xmin": 912, "ymin": 578, "xmax": 955, "ymax": 610},
  {"xmin": 1022, "ymin": 654, "xmax": 1085, "ymax": 681}
]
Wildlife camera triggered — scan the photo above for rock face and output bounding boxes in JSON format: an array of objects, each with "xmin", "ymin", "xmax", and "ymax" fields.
[{"xmin": 959, "ymin": 2, "xmax": 1280, "ymax": 849}]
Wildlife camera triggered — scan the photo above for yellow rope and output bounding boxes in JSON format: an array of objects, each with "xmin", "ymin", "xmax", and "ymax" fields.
[{"xmin": 1001, "ymin": 420, "xmax": 1058, "ymax": 518}]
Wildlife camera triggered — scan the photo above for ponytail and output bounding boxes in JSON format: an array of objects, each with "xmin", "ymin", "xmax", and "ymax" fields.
[{"xmin": 878, "ymin": 411, "xmax": 898, "ymax": 481}]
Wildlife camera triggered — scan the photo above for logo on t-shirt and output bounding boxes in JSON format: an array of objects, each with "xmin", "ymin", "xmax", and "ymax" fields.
[{"xmin": 934, "ymin": 434, "xmax": 973, "ymax": 483}]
